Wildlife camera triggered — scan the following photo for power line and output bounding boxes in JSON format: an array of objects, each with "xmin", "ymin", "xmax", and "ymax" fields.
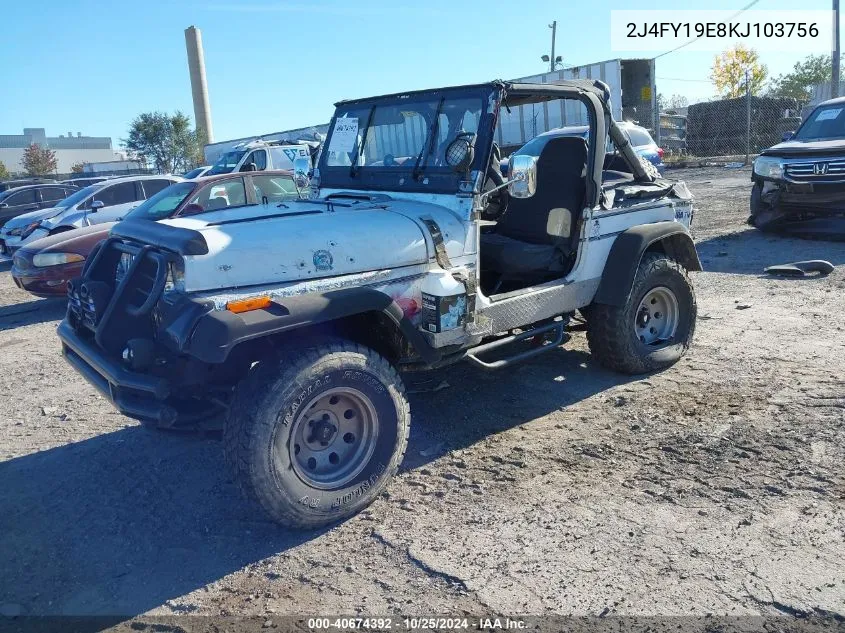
[
  {"xmin": 652, "ymin": 0, "xmax": 762, "ymax": 60},
  {"xmin": 656, "ymin": 76, "xmax": 714, "ymax": 82}
]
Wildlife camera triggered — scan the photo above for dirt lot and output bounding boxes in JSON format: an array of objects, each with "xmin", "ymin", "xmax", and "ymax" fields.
[{"xmin": 0, "ymin": 166, "xmax": 843, "ymax": 621}]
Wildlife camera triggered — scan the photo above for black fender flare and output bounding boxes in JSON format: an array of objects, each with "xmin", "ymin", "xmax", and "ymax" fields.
[
  {"xmin": 185, "ymin": 287, "xmax": 439, "ymax": 364},
  {"xmin": 592, "ymin": 222, "xmax": 702, "ymax": 307}
]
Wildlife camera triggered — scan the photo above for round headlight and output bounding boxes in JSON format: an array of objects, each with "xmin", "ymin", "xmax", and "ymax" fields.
[{"xmin": 445, "ymin": 133, "xmax": 475, "ymax": 173}]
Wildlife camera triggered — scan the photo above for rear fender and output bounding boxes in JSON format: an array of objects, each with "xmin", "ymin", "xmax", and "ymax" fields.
[{"xmin": 592, "ymin": 222, "xmax": 701, "ymax": 307}]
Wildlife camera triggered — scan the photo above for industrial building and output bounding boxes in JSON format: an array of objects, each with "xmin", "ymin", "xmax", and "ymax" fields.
[{"xmin": 0, "ymin": 128, "xmax": 115, "ymax": 175}]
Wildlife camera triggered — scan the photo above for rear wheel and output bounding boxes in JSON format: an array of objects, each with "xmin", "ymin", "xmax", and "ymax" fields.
[
  {"xmin": 586, "ymin": 253, "xmax": 696, "ymax": 374},
  {"xmin": 224, "ymin": 339, "xmax": 410, "ymax": 528}
]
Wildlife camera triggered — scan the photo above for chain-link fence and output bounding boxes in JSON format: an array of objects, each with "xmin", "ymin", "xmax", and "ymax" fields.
[
  {"xmin": 654, "ymin": 52, "xmax": 828, "ymax": 164},
  {"xmin": 658, "ymin": 94, "xmax": 802, "ymax": 163}
]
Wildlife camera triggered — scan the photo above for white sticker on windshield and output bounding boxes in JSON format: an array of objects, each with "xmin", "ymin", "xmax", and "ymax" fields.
[
  {"xmin": 816, "ymin": 108, "xmax": 842, "ymax": 121},
  {"xmin": 329, "ymin": 117, "xmax": 358, "ymax": 153}
]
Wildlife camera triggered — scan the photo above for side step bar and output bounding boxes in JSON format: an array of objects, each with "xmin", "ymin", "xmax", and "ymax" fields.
[{"xmin": 465, "ymin": 322, "xmax": 569, "ymax": 370}]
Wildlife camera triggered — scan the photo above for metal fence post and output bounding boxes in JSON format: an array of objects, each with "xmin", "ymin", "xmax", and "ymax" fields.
[{"xmin": 745, "ymin": 69, "xmax": 752, "ymax": 165}]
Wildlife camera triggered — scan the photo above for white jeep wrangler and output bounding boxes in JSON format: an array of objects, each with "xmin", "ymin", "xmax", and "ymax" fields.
[{"xmin": 58, "ymin": 80, "xmax": 699, "ymax": 528}]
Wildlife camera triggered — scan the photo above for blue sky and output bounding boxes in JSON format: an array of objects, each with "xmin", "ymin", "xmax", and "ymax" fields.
[{"xmin": 0, "ymin": 0, "xmax": 836, "ymax": 149}]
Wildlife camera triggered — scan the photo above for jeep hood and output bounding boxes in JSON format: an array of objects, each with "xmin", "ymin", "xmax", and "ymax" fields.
[
  {"xmin": 762, "ymin": 138, "xmax": 845, "ymax": 158},
  {"xmin": 155, "ymin": 198, "xmax": 469, "ymax": 292}
]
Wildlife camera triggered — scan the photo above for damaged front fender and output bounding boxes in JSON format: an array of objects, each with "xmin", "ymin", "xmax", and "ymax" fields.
[{"xmin": 749, "ymin": 179, "xmax": 845, "ymax": 239}]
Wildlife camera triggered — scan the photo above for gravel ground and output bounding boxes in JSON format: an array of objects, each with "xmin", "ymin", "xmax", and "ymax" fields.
[{"xmin": 0, "ymin": 166, "xmax": 843, "ymax": 621}]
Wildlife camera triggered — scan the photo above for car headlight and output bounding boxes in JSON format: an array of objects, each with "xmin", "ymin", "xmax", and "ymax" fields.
[
  {"xmin": 32, "ymin": 252, "xmax": 85, "ymax": 267},
  {"xmin": 7, "ymin": 227, "xmax": 22, "ymax": 237},
  {"xmin": 753, "ymin": 156, "xmax": 784, "ymax": 179}
]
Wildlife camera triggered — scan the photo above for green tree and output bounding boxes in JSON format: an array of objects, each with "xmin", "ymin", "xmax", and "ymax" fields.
[
  {"xmin": 21, "ymin": 144, "xmax": 58, "ymax": 176},
  {"xmin": 768, "ymin": 54, "xmax": 839, "ymax": 102},
  {"xmin": 711, "ymin": 45, "xmax": 767, "ymax": 98},
  {"xmin": 0, "ymin": 161, "xmax": 10, "ymax": 180},
  {"xmin": 658, "ymin": 93, "xmax": 689, "ymax": 112},
  {"xmin": 123, "ymin": 111, "xmax": 202, "ymax": 173}
]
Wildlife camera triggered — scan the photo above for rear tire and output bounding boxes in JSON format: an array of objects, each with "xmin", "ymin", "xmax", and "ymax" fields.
[
  {"xmin": 223, "ymin": 339, "xmax": 410, "ymax": 528},
  {"xmin": 586, "ymin": 253, "xmax": 696, "ymax": 374}
]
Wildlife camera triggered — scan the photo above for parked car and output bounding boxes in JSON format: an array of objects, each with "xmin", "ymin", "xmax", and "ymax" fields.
[
  {"xmin": 59, "ymin": 79, "xmax": 698, "ymax": 528},
  {"xmin": 12, "ymin": 171, "xmax": 298, "ymax": 297},
  {"xmin": 206, "ymin": 139, "xmax": 318, "ymax": 176},
  {"xmin": 182, "ymin": 166, "xmax": 211, "ymax": 179},
  {"xmin": 504, "ymin": 121, "xmax": 665, "ymax": 175},
  {"xmin": 0, "ymin": 183, "xmax": 80, "ymax": 234},
  {"xmin": 0, "ymin": 178, "xmax": 57, "ymax": 193},
  {"xmin": 21, "ymin": 174, "xmax": 182, "ymax": 245},
  {"xmin": 1, "ymin": 185, "xmax": 100, "ymax": 256},
  {"xmin": 750, "ymin": 96, "xmax": 845, "ymax": 237},
  {"xmin": 59, "ymin": 176, "xmax": 113, "ymax": 187},
  {"xmin": 11, "ymin": 224, "xmax": 107, "ymax": 297}
]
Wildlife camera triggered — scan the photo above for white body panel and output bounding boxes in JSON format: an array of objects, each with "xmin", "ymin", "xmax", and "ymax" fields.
[
  {"xmin": 164, "ymin": 197, "xmax": 468, "ymax": 292},
  {"xmin": 578, "ymin": 200, "xmax": 692, "ymax": 281}
]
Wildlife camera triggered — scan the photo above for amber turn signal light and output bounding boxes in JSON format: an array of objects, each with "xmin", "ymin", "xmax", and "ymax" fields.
[{"xmin": 226, "ymin": 295, "xmax": 273, "ymax": 314}]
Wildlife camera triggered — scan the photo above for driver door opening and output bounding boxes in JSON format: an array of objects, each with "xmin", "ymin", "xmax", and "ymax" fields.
[{"xmin": 479, "ymin": 135, "xmax": 588, "ymax": 297}]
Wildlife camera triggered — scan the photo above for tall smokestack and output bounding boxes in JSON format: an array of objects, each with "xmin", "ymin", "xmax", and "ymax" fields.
[{"xmin": 184, "ymin": 25, "xmax": 214, "ymax": 143}]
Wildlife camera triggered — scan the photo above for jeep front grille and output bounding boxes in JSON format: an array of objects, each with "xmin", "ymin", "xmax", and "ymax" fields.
[
  {"xmin": 69, "ymin": 238, "xmax": 171, "ymax": 340},
  {"xmin": 785, "ymin": 160, "xmax": 845, "ymax": 180}
]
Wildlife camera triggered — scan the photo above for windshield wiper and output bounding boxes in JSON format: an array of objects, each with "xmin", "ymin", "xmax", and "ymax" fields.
[
  {"xmin": 350, "ymin": 105, "xmax": 376, "ymax": 178},
  {"xmin": 412, "ymin": 96, "xmax": 445, "ymax": 181}
]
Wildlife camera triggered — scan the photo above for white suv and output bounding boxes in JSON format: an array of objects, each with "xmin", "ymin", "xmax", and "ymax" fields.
[{"xmin": 59, "ymin": 80, "xmax": 698, "ymax": 528}]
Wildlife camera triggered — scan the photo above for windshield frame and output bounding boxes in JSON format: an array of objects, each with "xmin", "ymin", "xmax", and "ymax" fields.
[{"xmin": 318, "ymin": 84, "xmax": 502, "ymax": 195}]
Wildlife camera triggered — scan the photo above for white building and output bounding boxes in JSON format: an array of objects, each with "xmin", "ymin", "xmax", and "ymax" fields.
[{"xmin": 0, "ymin": 128, "xmax": 115, "ymax": 175}]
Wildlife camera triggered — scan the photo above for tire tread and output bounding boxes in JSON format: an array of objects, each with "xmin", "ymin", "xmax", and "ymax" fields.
[
  {"xmin": 223, "ymin": 339, "xmax": 409, "ymax": 528},
  {"xmin": 586, "ymin": 253, "xmax": 696, "ymax": 374}
]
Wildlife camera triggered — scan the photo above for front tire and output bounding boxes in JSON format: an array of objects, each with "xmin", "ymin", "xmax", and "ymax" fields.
[
  {"xmin": 224, "ymin": 339, "xmax": 410, "ymax": 528},
  {"xmin": 586, "ymin": 253, "xmax": 696, "ymax": 374}
]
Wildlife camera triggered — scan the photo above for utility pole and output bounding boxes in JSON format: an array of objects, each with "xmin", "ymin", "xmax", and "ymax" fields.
[
  {"xmin": 833, "ymin": 0, "xmax": 841, "ymax": 98},
  {"xmin": 549, "ymin": 21, "xmax": 557, "ymax": 73},
  {"xmin": 746, "ymin": 69, "xmax": 752, "ymax": 165}
]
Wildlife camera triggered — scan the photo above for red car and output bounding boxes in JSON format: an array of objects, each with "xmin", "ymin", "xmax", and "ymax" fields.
[{"xmin": 11, "ymin": 170, "xmax": 296, "ymax": 298}]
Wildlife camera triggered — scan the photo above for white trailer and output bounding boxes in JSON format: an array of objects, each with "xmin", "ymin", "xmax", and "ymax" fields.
[{"xmin": 498, "ymin": 58, "xmax": 658, "ymax": 150}]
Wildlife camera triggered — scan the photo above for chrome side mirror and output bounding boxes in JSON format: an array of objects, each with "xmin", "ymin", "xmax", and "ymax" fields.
[
  {"xmin": 507, "ymin": 155, "xmax": 538, "ymax": 199},
  {"xmin": 90, "ymin": 200, "xmax": 105, "ymax": 212},
  {"xmin": 293, "ymin": 157, "xmax": 311, "ymax": 189}
]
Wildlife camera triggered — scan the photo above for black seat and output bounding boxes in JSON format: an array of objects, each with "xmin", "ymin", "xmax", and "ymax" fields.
[{"xmin": 481, "ymin": 136, "xmax": 587, "ymax": 277}]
